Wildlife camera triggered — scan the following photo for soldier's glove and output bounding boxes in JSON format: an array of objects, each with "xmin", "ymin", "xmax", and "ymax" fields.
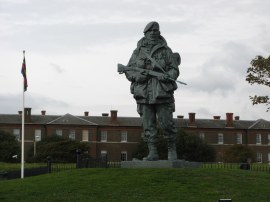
[
  {"xmin": 158, "ymin": 73, "xmax": 169, "ymax": 82},
  {"xmin": 134, "ymin": 73, "xmax": 148, "ymax": 83}
]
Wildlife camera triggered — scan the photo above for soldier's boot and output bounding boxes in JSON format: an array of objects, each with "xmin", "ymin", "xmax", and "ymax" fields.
[
  {"xmin": 168, "ymin": 142, "xmax": 177, "ymax": 161},
  {"xmin": 143, "ymin": 144, "xmax": 159, "ymax": 161}
]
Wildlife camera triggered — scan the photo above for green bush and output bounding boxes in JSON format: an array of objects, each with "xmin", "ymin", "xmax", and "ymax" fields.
[
  {"xmin": 176, "ymin": 129, "xmax": 216, "ymax": 162},
  {"xmin": 0, "ymin": 130, "xmax": 20, "ymax": 162},
  {"xmin": 28, "ymin": 135, "xmax": 89, "ymax": 163},
  {"xmin": 223, "ymin": 144, "xmax": 255, "ymax": 163},
  {"xmin": 133, "ymin": 129, "xmax": 216, "ymax": 162}
]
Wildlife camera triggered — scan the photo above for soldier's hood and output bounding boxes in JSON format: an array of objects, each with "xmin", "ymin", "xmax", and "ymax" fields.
[{"xmin": 136, "ymin": 35, "xmax": 167, "ymax": 49}]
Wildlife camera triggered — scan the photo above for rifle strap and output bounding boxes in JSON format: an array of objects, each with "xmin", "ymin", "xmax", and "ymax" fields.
[{"xmin": 141, "ymin": 48, "xmax": 166, "ymax": 73}]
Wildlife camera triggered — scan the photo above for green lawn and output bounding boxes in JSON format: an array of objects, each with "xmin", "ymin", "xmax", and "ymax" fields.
[{"xmin": 0, "ymin": 168, "xmax": 270, "ymax": 202}]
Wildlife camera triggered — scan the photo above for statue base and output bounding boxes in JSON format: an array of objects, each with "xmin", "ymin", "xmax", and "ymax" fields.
[{"xmin": 121, "ymin": 159, "xmax": 202, "ymax": 168}]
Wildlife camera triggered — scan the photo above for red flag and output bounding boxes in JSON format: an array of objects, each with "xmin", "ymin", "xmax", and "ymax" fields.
[{"xmin": 21, "ymin": 52, "xmax": 28, "ymax": 91}]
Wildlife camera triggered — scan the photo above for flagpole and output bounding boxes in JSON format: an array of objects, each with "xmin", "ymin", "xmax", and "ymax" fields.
[{"xmin": 21, "ymin": 50, "xmax": 25, "ymax": 179}]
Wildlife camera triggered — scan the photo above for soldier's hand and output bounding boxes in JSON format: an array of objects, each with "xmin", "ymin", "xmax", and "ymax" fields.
[
  {"xmin": 135, "ymin": 74, "xmax": 148, "ymax": 83},
  {"xmin": 158, "ymin": 73, "xmax": 169, "ymax": 82}
]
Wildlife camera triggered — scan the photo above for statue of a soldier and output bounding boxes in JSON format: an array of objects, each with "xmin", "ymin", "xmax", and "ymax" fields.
[{"xmin": 118, "ymin": 21, "xmax": 181, "ymax": 161}]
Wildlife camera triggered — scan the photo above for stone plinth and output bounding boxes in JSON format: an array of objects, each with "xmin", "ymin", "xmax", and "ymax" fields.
[{"xmin": 121, "ymin": 160, "xmax": 202, "ymax": 168}]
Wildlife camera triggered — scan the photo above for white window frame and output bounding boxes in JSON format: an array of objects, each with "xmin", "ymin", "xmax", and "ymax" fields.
[
  {"xmin": 35, "ymin": 129, "xmax": 42, "ymax": 141},
  {"xmin": 82, "ymin": 130, "xmax": 89, "ymax": 142},
  {"xmin": 268, "ymin": 153, "xmax": 270, "ymax": 163},
  {"xmin": 101, "ymin": 150, "xmax": 107, "ymax": 159},
  {"xmin": 256, "ymin": 152, "xmax": 262, "ymax": 163},
  {"xmin": 256, "ymin": 134, "xmax": 261, "ymax": 145},
  {"xmin": 199, "ymin": 132, "xmax": 205, "ymax": 140},
  {"xmin": 236, "ymin": 133, "xmax": 242, "ymax": 144},
  {"xmin": 13, "ymin": 129, "xmax": 20, "ymax": 141},
  {"xmin": 121, "ymin": 151, "xmax": 128, "ymax": 161},
  {"xmin": 69, "ymin": 130, "xmax": 76, "ymax": 140},
  {"xmin": 56, "ymin": 129, "xmax": 62, "ymax": 136},
  {"xmin": 121, "ymin": 131, "xmax": 127, "ymax": 142},
  {"xmin": 101, "ymin": 131, "xmax": 107, "ymax": 142},
  {"xmin": 218, "ymin": 133, "xmax": 224, "ymax": 144}
]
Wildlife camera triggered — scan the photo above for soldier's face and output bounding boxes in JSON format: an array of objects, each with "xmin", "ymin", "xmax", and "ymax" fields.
[{"xmin": 145, "ymin": 25, "xmax": 160, "ymax": 41}]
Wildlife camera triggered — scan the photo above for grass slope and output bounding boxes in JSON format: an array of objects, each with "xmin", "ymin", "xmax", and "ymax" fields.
[{"xmin": 0, "ymin": 168, "xmax": 270, "ymax": 202}]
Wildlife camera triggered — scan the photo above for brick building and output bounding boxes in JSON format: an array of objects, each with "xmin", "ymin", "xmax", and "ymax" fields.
[{"xmin": 0, "ymin": 108, "xmax": 270, "ymax": 163}]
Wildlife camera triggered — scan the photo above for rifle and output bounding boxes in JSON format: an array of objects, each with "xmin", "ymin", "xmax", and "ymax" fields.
[{"xmin": 117, "ymin": 64, "xmax": 187, "ymax": 85}]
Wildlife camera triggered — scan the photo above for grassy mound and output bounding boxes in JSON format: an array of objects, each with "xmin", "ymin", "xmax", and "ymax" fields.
[{"xmin": 0, "ymin": 168, "xmax": 269, "ymax": 202}]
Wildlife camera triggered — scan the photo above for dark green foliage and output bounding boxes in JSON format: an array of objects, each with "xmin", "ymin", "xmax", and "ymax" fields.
[
  {"xmin": 29, "ymin": 135, "xmax": 89, "ymax": 163},
  {"xmin": 132, "ymin": 138, "xmax": 148, "ymax": 160},
  {"xmin": 180, "ymin": 130, "xmax": 216, "ymax": 162},
  {"xmin": 176, "ymin": 129, "xmax": 216, "ymax": 162},
  {"xmin": 0, "ymin": 130, "xmax": 20, "ymax": 162},
  {"xmin": 223, "ymin": 144, "xmax": 255, "ymax": 163},
  {"xmin": 133, "ymin": 129, "xmax": 216, "ymax": 162},
  {"xmin": 246, "ymin": 55, "xmax": 270, "ymax": 111}
]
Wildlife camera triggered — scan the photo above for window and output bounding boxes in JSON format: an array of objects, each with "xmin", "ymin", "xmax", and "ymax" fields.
[
  {"xmin": 13, "ymin": 129, "xmax": 20, "ymax": 141},
  {"xmin": 121, "ymin": 151, "xmax": 127, "ymax": 161},
  {"xmin": 268, "ymin": 153, "xmax": 270, "ymax": 163},
  {"xmin": 121, "ymin": 131, "xmax": 127, "ymax": 142},
  {"xmin": 69, "ymin": 130, "xmax": 75, "ymax": 140},
  {"xmin": 218, "ymin": 133, "xmax": 223, "ymax": 144},
  {"xmin": 256, "ymin": 134, "xmax": 261, "ymax": 144},
  {"xmin": 101, "ymin": 150, "xmax": 107, "ymax": 159},
  {"xmin": 35, "ymin": 129, "xmax": 41, "ymax": 141},
  {"xmin": 199, "ymin": 132, "xmax": 205, "ymax": 140},
  {"xmin": 82, "ymin": 130, "xmax": 89, "ymax": 141},
  {"xmin": 101, "ymin": 131, "xmax": 107, "ymax": 142},
  {"xmin": 236, "ymin": 133, "xmax": 242, "ymax": 144},
  {"xmin": 256, "ymin": 152, "xmax": 262, "ymax": 163},
  {"xmin": 268, "ymin": 134, "xmax": 270, "ymax": 145},
  {"xmin": 56, "ymin": 129, "xmax": 62, "ymax": 136}
]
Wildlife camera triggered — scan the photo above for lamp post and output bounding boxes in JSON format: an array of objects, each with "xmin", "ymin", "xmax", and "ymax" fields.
[{"xmin": 34, "ymin": 135, "xmax": 39, "ymax": 156}]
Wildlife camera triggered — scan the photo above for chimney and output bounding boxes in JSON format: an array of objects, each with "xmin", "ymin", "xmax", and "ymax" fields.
[
  {"xmin": 18, "ymin": 111, "xmax": 22, "ymax": 115},
  {"xmin": 102, "ymin": 113, "xmax": 109, "ymax": 117},
  {"xmin": 177, "ymin": 115, "xmax": 184, "ymax": 119},
  {"xmin": 41, "ymin": 110, "xmax": 46, "ymax": 115},
  {"xmin": 226, "ymin": 113, "xmax": 233, "ymax": 127},
  {"xmin": 188, "ymin": 113, "xmax": 196, "ymax": 127},
  {"xmin": 235, "ymin": 116, "xmax": 240, "ymax": 121},
  {"xmin": 24, "ymin": 108, "xmax": 32, "ymax": 122},
  {"xmin": 213, "ymin": 116, "xmax": 221, "ymax": 120},
  {"xmin": 110, "ymin": 110, "xmax": 118, "ymax": 124},
  {"xmin": 84, "ymin": 111, "xmax": 89, "ymax": 116}
]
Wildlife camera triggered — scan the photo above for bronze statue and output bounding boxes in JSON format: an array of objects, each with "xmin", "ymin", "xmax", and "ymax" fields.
[{"xmin": 118, "ymin": 21, "xmax": 184, "ymax": 161}]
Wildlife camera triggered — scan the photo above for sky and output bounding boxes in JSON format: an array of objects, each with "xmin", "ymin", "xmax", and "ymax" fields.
[{"xmin": 0, "ymin": 0, "xmax": 270, "ymax": 121}]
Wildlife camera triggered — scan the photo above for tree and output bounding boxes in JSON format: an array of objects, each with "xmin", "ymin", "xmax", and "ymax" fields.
[
  {"xmin": 132, "ymin": 129, "xmax": 216, "ymax": 162},
  {"xmin": 28, "ymin": 135, "xmax": 89, "ymax": 163},
  {"xmin": 246, "ymin": 55, "xmax": 270, "ymax": 111},
  {"xmin": 176, "ymin": 130, "xmax": 216, "ymax": 162},
  {"xmin": 0, "ymin": 130, "xmax": 20, "ymax": 162},
  {"xmin": 223, "ymin": 144, "xmax": 255, "ymax": 163}
]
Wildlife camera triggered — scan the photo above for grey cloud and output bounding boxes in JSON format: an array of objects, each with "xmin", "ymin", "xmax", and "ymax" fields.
[
  {"xmin": 189, "ymin": 41, "xmax": 259, "ymax": 93},
  {"xmin": 0, "ymin": 94, "xmax": 69, "ymax": 114},
  {"xmin": 50, "ymin": 63, "xmax": 65, "ymax": 73},
  {"xmin": 0, "ymin": 94, "xmax": 21, "ymax": 114}
]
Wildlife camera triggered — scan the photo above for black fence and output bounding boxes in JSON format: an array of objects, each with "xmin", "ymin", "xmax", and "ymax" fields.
[
  {"xmin": 0, "ymin": 152, "xmax": 117, "ymax": 180},
  {"xmin": 2, "ymin": 154, "xmax": 269, "ymax": 180},
  {"xmin": 77, "ymin": 157, "xmax": 108, "ymax": 168},
  {"xmin": 0, "ymin": 166, "xmax": 48, "ymax": 180},
  {"xmin": 203, "ymin": 162, "xmax": 270, "ymax": 173}
]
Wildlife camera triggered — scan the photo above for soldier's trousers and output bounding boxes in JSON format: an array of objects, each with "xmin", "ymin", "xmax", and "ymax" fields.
[{"xmin": 138, "ymin": 103, "xmax": 177, "ymax": 144}]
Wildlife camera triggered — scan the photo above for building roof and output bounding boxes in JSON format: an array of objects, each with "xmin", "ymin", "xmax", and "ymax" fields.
[
  {"xmin": 0, "ymin": 113, "xmax": 270, "ymax": 129},
  {"xmin": 81, "ymin": 116, "xmax": 142, "ymax": 127},
  {"xmin": 47, "ymin": 114, "xmax": 97, "ymax": 126}
]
